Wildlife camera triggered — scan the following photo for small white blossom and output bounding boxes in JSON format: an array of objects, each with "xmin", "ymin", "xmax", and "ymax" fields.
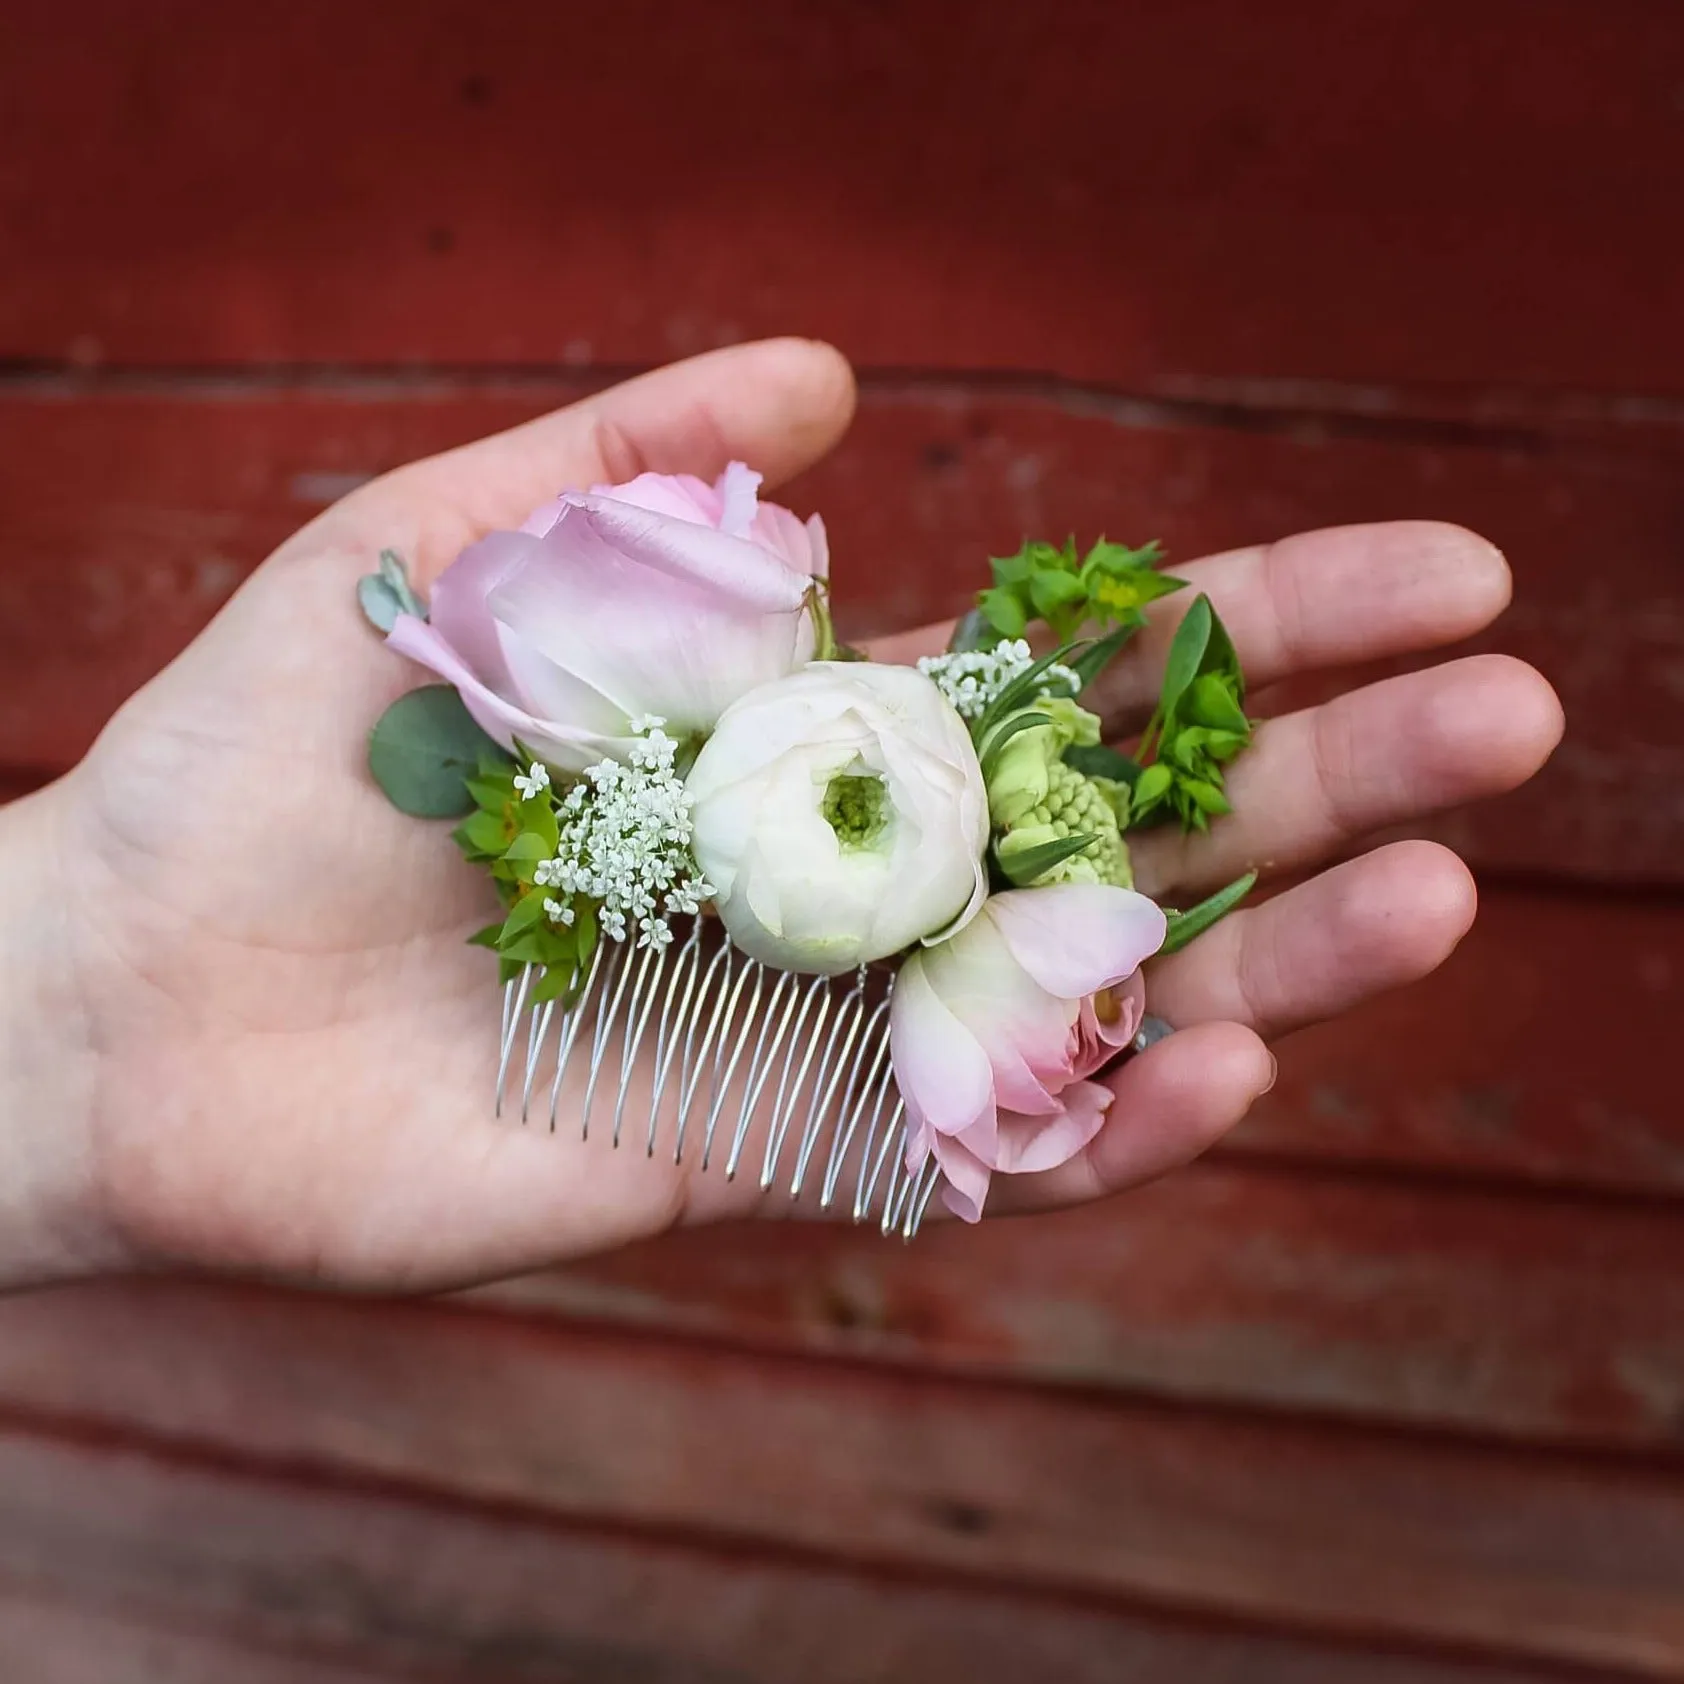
[
  {"xmin": 542, "ymin": 897, "xmax": 575, "ymax": 925},
  {"xmin": 513, "ymin": 761, "xmax": 551, "ymax": 800},
  {"xmin": 533, "ymin": 718, "xmax": 709, "ymax": 949},
  {"xmin": 917, "ymin": 640, "xmax": 1080, "ymax": 722}
]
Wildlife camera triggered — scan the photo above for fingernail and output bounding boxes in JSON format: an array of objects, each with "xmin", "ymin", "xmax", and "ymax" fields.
[{"xmin": 1260, "ymin": 1053, "xmax": 1278, "ymax": 1095}]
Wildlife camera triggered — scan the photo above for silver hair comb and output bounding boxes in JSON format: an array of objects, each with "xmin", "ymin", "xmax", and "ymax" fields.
[{"xmin": 494, "ymin": 920, "xmax": 948, "ymax": 1240}]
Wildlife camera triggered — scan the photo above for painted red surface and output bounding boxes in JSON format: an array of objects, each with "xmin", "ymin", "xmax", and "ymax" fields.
[{"xmin": 2, "ymin": 3, "xmax": 1682, "ymax": 1678}]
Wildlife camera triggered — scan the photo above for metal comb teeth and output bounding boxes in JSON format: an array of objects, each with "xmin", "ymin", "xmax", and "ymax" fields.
[{"xmin": 494, "ymin": 920, "xmax": 946, "ymax": 1239}]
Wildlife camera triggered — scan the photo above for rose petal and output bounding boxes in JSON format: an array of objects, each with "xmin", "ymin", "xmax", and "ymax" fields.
[
  {"xmin": 486, "ymin": 502, "xmax": 809, "ymax": 731},
  {"xmin": 427, "ymin": 530, "xmax": 533, "ymax": 698},
  {"xmin": 590, "ymin": 471, "xmax": 722, "ymax": 527},
  {"xmin": 559, "ymin": 495, "xmax": 810, "ymax": 613},
  {"xmin": 988, "ymin": 884, "xmax": 1167, "ymax": 999},
  {"xmin": 385, "ymin": 616, "xmax": 629, "ymax": 771},
  {"xmin": 715, "ymin": 461, "xmax": 762, "ymax": 538}
]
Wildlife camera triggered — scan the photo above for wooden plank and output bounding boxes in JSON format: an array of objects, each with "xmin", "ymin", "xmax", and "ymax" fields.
[
  {"xmin": 0, "ymin": 1432, "xmax": 1577, "ymax": 1684},
  {"xmin": 485, "ymin": 1150, "xmax": 1684, "ymax": 1455},
  {"xmin": 3, "ymin": 0, "xmax": 1681, "ymax": 394},
  {"xmin": 1239, "ymin": 886, "xmax": 1684, "ymax": 1191},
  {"xmin": 0, "ymin": 1591, "xmax": 395, "ymax": 1684},
  {"xmin": 0, "ymin": 1284, "xmax": 1680, "ymax": 1674},
  {"xmin": 0, "ymin": 384, "xmax": 1676, "ymax": 877}
]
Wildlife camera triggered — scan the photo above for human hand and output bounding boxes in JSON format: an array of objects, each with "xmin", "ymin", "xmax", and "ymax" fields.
[{"xmin": 0, "ymin": 339, "xmax": 1561, "ymax": 1290}]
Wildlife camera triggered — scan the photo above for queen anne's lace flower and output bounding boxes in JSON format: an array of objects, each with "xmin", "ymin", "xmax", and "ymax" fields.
[
  {"xmin": 916, "ymin": 640, "xmax": 1079, "ymax": 722},
  {"xmin": 532, "ymin": 720, "xmax": 712, "ymax": 950},
  {"xmin": 512, "ymin": 762, "xmax": 551, "ymax": 800}
]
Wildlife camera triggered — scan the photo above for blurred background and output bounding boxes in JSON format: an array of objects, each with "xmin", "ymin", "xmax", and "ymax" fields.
[{"xmin": 3, "ymin": 2, "xmax": 1683, "ymax": 1678}]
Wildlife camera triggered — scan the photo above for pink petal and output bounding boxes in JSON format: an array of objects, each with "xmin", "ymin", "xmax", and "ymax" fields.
[
  {"xmin": 558, "ymin": 495, "xmax": 809, "ymax": 613},
  {"xmin": 714, "ymin": 461, "xmax": 762, "ymax": 538},
  {"xmin": 929, "ymin": 1132, "xmax": 992, "ymax": 1224},
  {"xmin": 427, "ymin": 529, "xmax": 534, "ymax": 697},
  {"xmin": 589, "ymin": 472, "xmax": 722, "ymax": 527},
  {"xmin": 750, "ymin": 504, "xmax": 829, "ymax": 580},
  {"xmin": 1073, "ymin": 970, "xmax": 1147, "ymax": 1078},
  {"xmin": 485, "ymin": 502, "xmax": 808, "ymax": 730},
  {"xmin": 988, "ymin": 885, "xmax": 1167, "ymax": 1000},
  {"xmin": 385, "ymin": 615, "xmax": 627, "ymax": 772},
  {"xmin": 889, "ymin": 955, "xmax": 996, "ymax": 1142},
  {"xmin": 992, "ymin": 1080, "xmax": 1113, "ymax": 1174}
]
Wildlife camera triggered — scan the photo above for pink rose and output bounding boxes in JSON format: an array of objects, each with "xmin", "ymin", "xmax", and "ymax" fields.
[
  {"xmin": 388, "ymin": 462, "xmax": 827, "ymax": 771},
  {"xmin": 890, "ymin": 884, "xmax": 1167, "ymax": 1221}
]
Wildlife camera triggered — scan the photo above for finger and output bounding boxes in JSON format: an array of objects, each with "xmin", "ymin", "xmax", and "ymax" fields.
[
  {"xmin": 349, "ymin": 338, "xmax": 857, "ymax": 568},
  {"xmin": 1147, "ymin": 840, "xmax": 1477, "ymax": 1042},
  {"xmin": 1129, "ymin": 654, "xmax": 1564, "ymax": 900},
  {"xmin": 864, "ymin": 522, "xmax": 1513, "ymax": 725},
  {"xmin": 986, "ymin": 1021, "xmax": 1274, "ymax": 1214},
  {"xmin": 1086, "ymin": 521, "xmax": 1512, "ymax": 729}
]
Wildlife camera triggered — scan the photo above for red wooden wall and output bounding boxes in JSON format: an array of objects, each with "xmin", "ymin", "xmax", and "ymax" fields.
[{"xmin": 3, "ymin": 2, "xmax": 1683, "ymax": 1678}]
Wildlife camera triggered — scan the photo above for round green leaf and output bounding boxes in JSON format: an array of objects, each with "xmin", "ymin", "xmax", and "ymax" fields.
[{"xmin": 368, "ymin": 685, "xmax": 502, "ymax": 818}]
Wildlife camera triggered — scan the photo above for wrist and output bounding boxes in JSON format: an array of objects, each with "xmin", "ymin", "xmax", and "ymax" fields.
[{"xmin": 0, "ymin": 780, "xmax": 120, "ymax": 1287}]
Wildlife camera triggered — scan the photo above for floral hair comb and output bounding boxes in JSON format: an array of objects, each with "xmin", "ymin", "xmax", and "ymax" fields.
[{"xmin": 360, "ymin": 465, "xmax": 1256, "ymax": 1232}]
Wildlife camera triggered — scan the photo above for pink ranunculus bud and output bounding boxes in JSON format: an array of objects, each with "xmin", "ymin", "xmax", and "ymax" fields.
[{"xmin": 890, "ymin": 884, "xmax": 1167, "ymax": 1221}]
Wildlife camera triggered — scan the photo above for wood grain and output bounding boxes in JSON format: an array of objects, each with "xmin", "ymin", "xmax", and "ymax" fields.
[
  {"xmin": 0, "ymin": 1283, "xmax": 1681, "ymax": 1674},
  {"xmin": 484, "ymin": 1148, "xmax": 1684, "ymax": 1454},
  {"xmin": 0, "ymin": 1592, "xmax": 398, "ymax": 1684},
  {"xmin": 3, "ymin": 0, "xmax": 1681, "ymax": 395},
  {"xmin": 0, "ymin": 383, "xmax": 1674, "ymax": 874},
  {"xmin": 0, "ymin": 1431, "xmax": 1587, "ymax": 1684}
]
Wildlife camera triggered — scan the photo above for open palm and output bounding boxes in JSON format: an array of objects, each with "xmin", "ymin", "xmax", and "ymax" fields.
[{"xmin": 37, "ymin": 340, "xmax": 1561, "ymax": 1290}]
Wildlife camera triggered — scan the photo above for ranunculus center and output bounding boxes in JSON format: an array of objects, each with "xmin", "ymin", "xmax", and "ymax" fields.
[{"xmin": 822, "ymin": 770, "xmax": 889, "ymax": 851}]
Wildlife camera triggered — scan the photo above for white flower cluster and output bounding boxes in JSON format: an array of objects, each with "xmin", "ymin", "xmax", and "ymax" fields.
[
  {"xmin": 531, "ymin": 719, "xmax": 713, "ymax": 950},
  {"xmin": 917, "ymin": 640, "xmax": 1080, "ymax": 722}
]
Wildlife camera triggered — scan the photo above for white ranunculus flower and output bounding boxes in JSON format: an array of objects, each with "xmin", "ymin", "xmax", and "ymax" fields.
[{"xmin": 686, "ymin": 663, "xmax": 990, "ymax": 974}]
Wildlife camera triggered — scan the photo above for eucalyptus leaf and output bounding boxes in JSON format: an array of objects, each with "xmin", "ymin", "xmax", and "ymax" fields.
[
  {"xmin": 997, "ymin": 831, "xmax": 1097, "ymax": 886},
  {"xmin": 378, "ymin": 549, "xmax": 427, "ymax": 618},
  {"xmin": 367, "ymin": 685, "xmax": 502, "ymax": 818},
  {"xmin": 356, "ymin": 573, "xmax": 406, "ymax": 634},
  {"xmin": 1160, "ymin": 871, "xmax": 1258, "ymax": 955}
]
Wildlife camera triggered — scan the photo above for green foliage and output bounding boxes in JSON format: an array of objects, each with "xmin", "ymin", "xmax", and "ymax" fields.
[
  {"xmin": 975, "ymin": 536, "xmax": 1185, "ymax": 650},
  {"xmin": 1126, "ymin": 595, "xmax": 1255, "ymax": 834},
  {"xmin": 448, "ymin": 748, "xmax": 597, "ymax": 998},
  {"xmin": 995, "ymin": 830, "xmax": 1099, "ymax": 888},
  {"xmin": 1160, "ymin": 872, "xmax": 1258, "ymax": 955},
  {"xmin": 367, "ymin": 686, "xmax": 505, "ymax": 818}
]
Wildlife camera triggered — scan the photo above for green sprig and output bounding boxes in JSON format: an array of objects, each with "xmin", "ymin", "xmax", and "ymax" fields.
[
  {"xmin": 976, "ymin": 536, "xmax": 1185, "ymax": 648},
  {"xmin": 1126, "ymin": 594, "xmax": 1254, "ymax": 834}
]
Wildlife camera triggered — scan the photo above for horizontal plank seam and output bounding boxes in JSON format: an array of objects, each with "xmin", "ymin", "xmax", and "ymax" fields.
[
  {"xmin": 0, "ymin": 1409, "xmax": 1644, "ymax": 1684},
  {"xmin": 10, "ymin": 1288, "xmax": 1684, "ymax": 1482},
  {"xmin": 0, "ymin": 360, "xmax": 1681, "ymax": 463}
]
